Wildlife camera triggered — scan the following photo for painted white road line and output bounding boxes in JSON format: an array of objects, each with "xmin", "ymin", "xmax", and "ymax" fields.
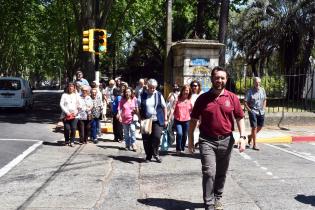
[
  {"xmin": 0, "ymin": 140, "xmax": 43, "ymax": 178},
  {"xmin": 0, "ymin": 139, "xmax": 41, "ymax": 142},
  {"xmin": 239, "ymin": 152, "xmax": 252, "ymax": 160},
  {"xmin": 266, "ymin": 144, "xmax": 315, "ymax": 163}
]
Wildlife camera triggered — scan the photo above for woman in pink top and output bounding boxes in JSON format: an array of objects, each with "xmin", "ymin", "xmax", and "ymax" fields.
[
  {"xmin": 172, "ymin": 85, "xmax": 192, "ymax": 155},
  {"xmin": 117, "ymin": 87, "xmax": 139, "ymax": 151}
]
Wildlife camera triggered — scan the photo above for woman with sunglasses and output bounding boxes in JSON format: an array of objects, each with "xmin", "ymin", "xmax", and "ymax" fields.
[{"xmin": 190, "ymin": 80, "xmax": 203, "ymax": 106}]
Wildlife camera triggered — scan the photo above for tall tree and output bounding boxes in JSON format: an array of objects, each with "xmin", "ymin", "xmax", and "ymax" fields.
[
  {"xmin": 218, "ymin": 0, "xmax": 230, "ymax": 66},
  {"xmin": 230, "ymin": 0, "xmax": 315, "ymax": 99}
]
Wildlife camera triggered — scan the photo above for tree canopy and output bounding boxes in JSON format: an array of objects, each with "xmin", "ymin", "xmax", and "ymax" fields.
[{"xmin": 1, "ymin": 0, "xmax": 313, "ymax": 93}]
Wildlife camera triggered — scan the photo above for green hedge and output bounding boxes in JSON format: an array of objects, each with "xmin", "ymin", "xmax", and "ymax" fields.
[{"xmin": 235, "ymin": 76, "xmax": 285, "ymax": 97}]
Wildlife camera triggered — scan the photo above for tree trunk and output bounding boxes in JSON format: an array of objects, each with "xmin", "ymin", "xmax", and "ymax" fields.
[
  {"xmin": 218, "ymin": 0, "xmax": 230, "ymax": 67},
  {"xmin": 164, "ymin": 0, "xmax": 172, "ymax": 96},
  {"xmin": 195, "ymin": 0, "xmax": 206, "ymax": 38}
]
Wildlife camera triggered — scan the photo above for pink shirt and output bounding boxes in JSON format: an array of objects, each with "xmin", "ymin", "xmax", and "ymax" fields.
[
  {"xmin": 118, "ymin": 97, "xmax": 138, "ymax": 124},
  {"xmin": 173, "ymin": 99, "xmax": 192, "ymax": 122}
]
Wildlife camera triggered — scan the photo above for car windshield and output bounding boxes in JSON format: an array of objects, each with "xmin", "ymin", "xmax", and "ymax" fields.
[{"xmin": 0, "ymin": 79, "xmax": 21, "ymax": 90}]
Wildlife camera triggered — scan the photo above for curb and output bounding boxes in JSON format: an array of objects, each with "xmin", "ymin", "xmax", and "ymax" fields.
[
  {"xmin": 257, "ymin": 136, "xmax": 292, "ymax": 144},
  {"xmin": 292, "ymin": 136, "xmax": 315, "ymax": 142}
]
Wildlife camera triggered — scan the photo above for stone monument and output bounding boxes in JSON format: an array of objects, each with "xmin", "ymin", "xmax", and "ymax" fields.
[{"xmin": 170, "ymin": 39, "xmax": 224, "ymax": 92}]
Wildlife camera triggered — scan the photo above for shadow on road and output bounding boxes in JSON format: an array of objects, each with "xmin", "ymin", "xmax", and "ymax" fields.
[
  {"xmin": 160, "ymin": 150, "xmax": 201, "ymax": 160},
  {"xmin": 295, "ymin": 194, "xmax": 315, "ymax": 206},
  {"xmin": 108, "ymin": 155, "xmax": 144, "ymax": 164},
  {"xmin": 137, "ymin": 198, "xmax": 204, "ymax": 210},
  {"xmin": 0, "ymin": 92, "xmax": 62, "ymax": 124},
  {"xmin": 43, "ymin": 141, "xmax": 65, "ymax": 146},
  {"xmin": 97, "ymin": 145, "xmax": 126, "ymax": 150}
]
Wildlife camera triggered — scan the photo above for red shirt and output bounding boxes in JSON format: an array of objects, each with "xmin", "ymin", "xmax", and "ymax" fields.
[{"xmin": 191, "ymin": 89, "xmax": 244, "ymax": 137}]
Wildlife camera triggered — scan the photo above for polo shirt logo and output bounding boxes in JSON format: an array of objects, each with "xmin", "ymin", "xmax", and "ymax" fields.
[{"xmin": 224, "ymin": 100, "xmax": 231, "ymax": 107}]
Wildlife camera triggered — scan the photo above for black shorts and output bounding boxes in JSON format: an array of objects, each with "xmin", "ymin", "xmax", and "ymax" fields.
[{"xmin": 248, "ymin": 111, "xmax": 265, "ymax": 128}]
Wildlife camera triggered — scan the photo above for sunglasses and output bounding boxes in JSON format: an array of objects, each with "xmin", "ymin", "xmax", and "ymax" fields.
[{"xmin": 192, "ymin": 84, "xmax": 198, "ymax": 87}]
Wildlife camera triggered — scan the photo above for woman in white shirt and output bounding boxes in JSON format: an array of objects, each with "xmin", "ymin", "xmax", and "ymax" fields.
[
  {"xmin": 60, "ymin": 82, "xmax": 80, "ymax": 146},
  {"xmin": 190, "ymin": 80, "xmax": 203, "ymax": 106}
]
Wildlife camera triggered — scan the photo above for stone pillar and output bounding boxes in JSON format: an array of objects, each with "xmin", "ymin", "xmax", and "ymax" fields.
[{"xmin": 171, "ymin": 39, "xmax": 224, "ymax": 92}]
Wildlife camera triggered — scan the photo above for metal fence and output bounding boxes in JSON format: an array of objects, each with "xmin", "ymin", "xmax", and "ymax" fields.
[{"xmin": 228, "ymin": 68, "xmax": 315, "ymax": 113}]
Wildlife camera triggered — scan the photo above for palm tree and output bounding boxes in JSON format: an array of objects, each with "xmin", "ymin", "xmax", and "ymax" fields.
[{"xmin": 231, "ymin": 0, "xmax": 315, "ymax": 99}]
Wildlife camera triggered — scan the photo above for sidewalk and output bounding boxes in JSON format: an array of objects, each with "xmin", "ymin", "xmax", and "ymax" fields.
[{"xmin": 245, "ymin": 125, "xmax": 315, "ymax": 144}]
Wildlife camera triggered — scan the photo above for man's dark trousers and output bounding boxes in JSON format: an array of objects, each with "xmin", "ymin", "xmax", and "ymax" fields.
[{"xmin": 199, "ymin": 135, "xmax": 235, "ymax": 207}]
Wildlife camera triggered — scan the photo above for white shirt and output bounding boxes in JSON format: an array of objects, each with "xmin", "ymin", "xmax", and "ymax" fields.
[
  {"xmin": 145, "ymin": 91, "xmax": 166, "ymax": 120},
  {"xmin": 60, "ymin": 92, "xmax": 80, "ymax": 115},
  {"xmin": 191, "ymin": 91, "xmax": 203, "ymax": 107}
]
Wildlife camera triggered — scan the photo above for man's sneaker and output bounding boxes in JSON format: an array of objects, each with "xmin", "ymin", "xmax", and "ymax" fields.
[{"xmin": 214, "ymin": 200, "xmax": 223, "ymax": 210}]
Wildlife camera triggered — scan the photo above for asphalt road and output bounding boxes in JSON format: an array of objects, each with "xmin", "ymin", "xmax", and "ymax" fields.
[
  {"xmin": 0, "ymin": 91, "xmax": 315, "ymax": 209},
  {"xmin": 0, "ymin": 90, "xmax": 63, "ymax": 170},
  {"xmin": 0, "ymin": 137, "xmax": 315, "ymax": 209},
  {"xmin": 229, "ymin": 142, "xmax": 315, "ymax": 210}
]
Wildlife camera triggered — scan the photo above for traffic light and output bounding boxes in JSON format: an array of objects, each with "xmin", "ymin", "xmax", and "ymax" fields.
[
  {"xmin": 82, "ymin": 29, "xmax": 94, "ymax": 52},
  {"xmin": 94, "ymin": 29, "xmax": 107, "ymax": 53}
]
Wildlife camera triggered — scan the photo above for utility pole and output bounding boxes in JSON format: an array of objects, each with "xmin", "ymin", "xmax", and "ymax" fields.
[
  {"xmin": 95, "ymin": 0, "xmax": 100, "ymax": 83},
  {"xmin": 164, "ymin": 0, "xmax": 172, "ymax": 97}
]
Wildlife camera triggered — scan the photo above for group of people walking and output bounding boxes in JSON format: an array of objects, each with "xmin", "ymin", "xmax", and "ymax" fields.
[
  {"xmin": 59, "ymin": 71, "xmax": 103, "ymax": 146},
  {"xmin": 59, "ymin": 66, "xmax": 267, "ymax": 210}
]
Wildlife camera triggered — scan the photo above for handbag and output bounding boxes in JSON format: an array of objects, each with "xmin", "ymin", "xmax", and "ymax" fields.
[
  {"xmin": 160, "ymin": 129, "xmax": 169, "ymax": 151},
  {"xmin": 64, "ymin": 113, "xmax": 75, "ymax": 121},
  {"xmin": 140, "ymin": 118, "xmax": 153, "ymax": 135}
]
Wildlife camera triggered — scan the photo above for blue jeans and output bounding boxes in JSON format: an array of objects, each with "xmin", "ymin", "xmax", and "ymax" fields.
[
  {"xmin": 175, "ymin": 119, "xmax": 189, "ymax": 151},
  {"xmin": 123, "ymin": 123, "xmax": 136, "ymax": 146},
  {"xmin": 90, "ymin": 118, "xmax": 100, "ymax": 140}
]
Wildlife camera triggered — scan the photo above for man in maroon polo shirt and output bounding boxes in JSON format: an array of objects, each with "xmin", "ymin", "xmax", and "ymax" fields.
[{"xmin": 188, "ymin": 66, "xmax": 246, "ymax": 210}]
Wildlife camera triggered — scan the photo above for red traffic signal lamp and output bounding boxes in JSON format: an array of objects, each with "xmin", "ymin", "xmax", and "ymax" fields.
[
  {"xmin": 94, "ymin": 29, "xmax": 107, "ymax": 53},
  {"xmin": 82, "ymin": 29, "xmax": 94, "ymax": 52}
]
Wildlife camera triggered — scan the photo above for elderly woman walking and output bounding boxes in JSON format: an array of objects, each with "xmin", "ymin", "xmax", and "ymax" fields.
[
  {"xmin": 60, "ymin": 82, "xmax": 80, "ymax": 146},
  {"xmin": 77, "ymin": 85, "xmax": 93, "ymax": 144},
  {"xmin": 139, "ymin": 79, "xmax": 168, "ymax": 163}
]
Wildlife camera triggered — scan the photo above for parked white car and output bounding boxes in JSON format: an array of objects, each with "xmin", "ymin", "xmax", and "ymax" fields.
[{"xmin": 0, "ymin": 77, "xmax": 34, "ymax": 110}]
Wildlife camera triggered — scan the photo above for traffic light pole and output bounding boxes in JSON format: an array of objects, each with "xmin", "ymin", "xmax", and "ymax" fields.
[{"xmin": 95, "ymin": 0, "xmax": 100, "ymax": 83}]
